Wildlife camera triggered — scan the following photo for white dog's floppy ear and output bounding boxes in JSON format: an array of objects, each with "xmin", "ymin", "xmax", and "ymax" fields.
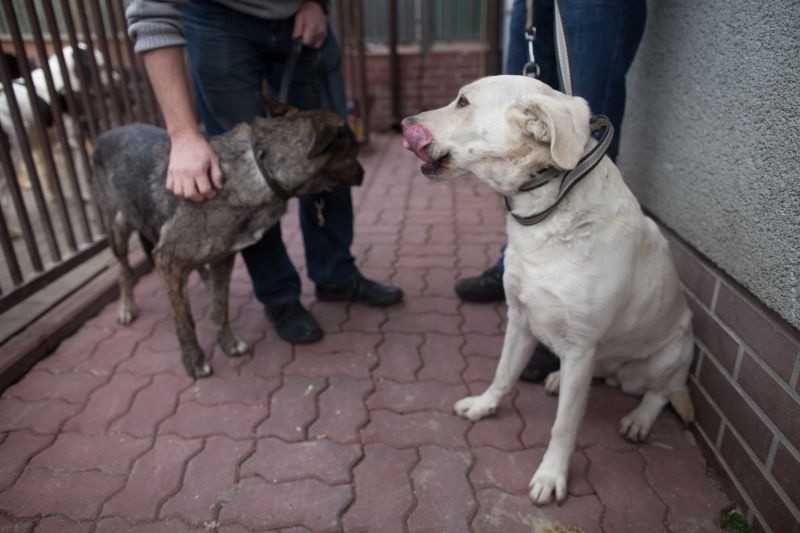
[{"xmin": 507, "ymin": 95, "xmax": 591, "ymax": 170}]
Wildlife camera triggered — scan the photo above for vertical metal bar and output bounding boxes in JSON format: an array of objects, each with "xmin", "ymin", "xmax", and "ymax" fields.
[
  {"xmin": 0, "ymin": 123, "xmax": 41, "ymax": 272},
  {"xmin": 59, "ymin": 0, "xmax": 100, "ymax": 140},
  {"xmin": 0, "ymin": 2, "xmax": 63, "ymax": 263},
  {"xmin": 109, "ymin": 0, "xmax": 154, "ymax": 124},
  {"xmin": 41, "ymin": 0, "xmax": 101, "ymax": 237},
  {"xmin": 87, "ymin": 0, "xmax": 124, "ymax": 126},
  {"xmin": 103, "ymin": 0, "xmax": 133, "ymax": 123},
  {"xmin": 388, "ymin": 0, "xmax": 401, "ymax": 130},
  {"xmin": 28, "ymin": 0, "xmax": 93, "ymax": 245},
  {"xmin": 351, "ymin": 0, "xmax": 370, "ymax": 141},
  {"xmin": 0, "ymin": 200, "xmax": 24, "ymax": 286},
  {"xmin": 73, "ymin": 0, "xmax": 114, "ymax": 131}
]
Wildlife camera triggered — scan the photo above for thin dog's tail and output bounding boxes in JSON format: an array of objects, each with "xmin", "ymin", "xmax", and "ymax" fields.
[
  {"xmin": 669, "ymin": 386, "xmax": 694, "ymax": 425},
  {"xmin": 138, "ymin": 233, "xmax": 155, "ymax": 265}
]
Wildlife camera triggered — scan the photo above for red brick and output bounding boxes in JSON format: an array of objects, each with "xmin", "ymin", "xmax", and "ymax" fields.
[
  {"xmin": 2, "ymin": 370, "xmax": 106, "ymax": 404},
  {"xmin": 361, "ymin": 410, "xmax": 469, "ymax": 449},
  {"xmin": 309, "ymin": 377, "xmax": 372, "ymax": 442},
  {"xmin": 160, "ymin": 401, "xmax": 266, "ymax": 439},
  {"xmin": 86, "ymin": 327, "xmax": 154, "ymax": 375},
  {"xmin": 0, "ymin": 397, "xmax": 81, "ymax": 434},
  {"xmin": 34, "ymin": 516, "xmax": 92, "ymax": 532},
  {"xmin": 110, "ymin": 374, "xmax": 193, "ymax": 438},
  {"xmin": 423, "ymin": 268, "xmax": 459, "ymax": 297},
  {"xmin": 737, "ymin": 351, "xmax": 800, "ymax": 447},
  {"xmin": 514, "ymin": 383, "xmax": 558, "ymax": 447},
  {"xmin": 417, "ymin": 333, "xmax": 466, "ymax": 384},
  {"xmin": 308, "ymin": 301, "xmax": 349, "ymax": 332},
  {"xmin": 460, "ymin": 304, "xmax": 503, "ymax": 336},
  {"xmin": 30, "ymin": 432, "xmax": 150, "ymax": 475},
  {"xmin": 257, "ymin": 376, "xmax": 325, "ymax": 441},
  {"xmin": 0, "ymin": 431, "xmax": 54, "ymax": 491},
  {"xmin": 343, "ymin": 444, "xmax": 417, "ymax": 533},
  {"xmin": 160, "ymin": 436, "xmax": 251, "ymax": 523},
  {"xmin": 121, "ymin": 325, "xmax": 217, "ymax": 376},
  {"xmin": 689, "ymin": 378, "xmax": 723, "ymax": 443},
  {"xmin": 389, "ymin": 269, "xmax": 426, "ymax": 297},
  {"xmin": 95, "ymin": 518, "xmax": 195, "ymax": 532},
  {"xmin": 642, "ymin": 443, "xmax": 732, "ymax": 532},
  {"xmin": 667, "ymin": 236, "xmax": 717, "ymax": 307},
  {"xmin": 585, "ymin": 446, "xmax": 668, "ymax": 532},
  {"xmin": 471, "ymin": 446, "xmax": 544, "ymax": 494},
  {"xmin": 466, "ymin": 391, "xmax": 524, "ymax": 451},
  {"xmin": 0, "ymin": 516, "xmax": 32, "ymax": 531},
  {"xmin": 462, "ymin": 333, "xmax": 503, "ymax": 358},
  {"xmin": 383, "ymin": 312, "xmax": 462, "ymax": 335},
  {"xmin": 367, "ymin": 379, "xmax": 468, "ymax": 413},
  {"xmin": 472, "ymin": 488, "xmax": 604, "ymax": 533},
  {"xmin": 285, "ymin": 349, "xmax": 378, "ymax": 380},
  {"xmin": 34, "ymin": 327, "xmax": 114, "ymax": 374},
  {"xmin": 772, "ymin": 442, "xmax": 800, "ymax": 510},
  {"xmin": 241, "ymin": 437, "xmax": 360, "ymax": 484},
  {"xmin": 0, "ymin": 468, "xmax": 125, "ymax": 520},
  {"xmin": 407, "ymin": 446, "xmax": 475, "ymax": 533},
  {"xmin": 715, "ymin": 282, "xmax": 799, "ymax": 380},
  {"xmin": 373, "ymin": 332, "xmax": 423, "ymax": 382},
  {"xmin": 463, "ymin": 355, "xmax": 499, "ymax": 383},
  {"xmin": 719, "ymin": 428, "xmax": 799, "ymax": 533},
  {"xmin": 218, "ymin": 477, "xmax": 351, "ymax": 531},
  {"xmin": 103, "ymin": 435, "xmax": 202, "ymax": 521},
  {"xmin": 242, "ymin": 332, "xmax": 293, "ymax": 378},
  {"xmin": 385, "ymin": 296, "xmax": 459, "ymax": 316},
  {"xmin": 687, "ymin": 297, "xmax": 739, "ymax": 374},
  {"xmin": 63, "ymin": 373, "xmax": 150, "ymax": 434},
  {"xmin": 697, "ymin": 356, "xmax": 773, "ymax": 460}
]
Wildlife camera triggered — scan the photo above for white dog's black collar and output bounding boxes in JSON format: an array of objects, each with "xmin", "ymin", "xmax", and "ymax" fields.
[{"xmin": 506, "ymin": 115, "xmax": 614, "ymax": 226}]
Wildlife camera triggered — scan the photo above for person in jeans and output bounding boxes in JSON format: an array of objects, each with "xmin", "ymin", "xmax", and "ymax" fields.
[
  {"xmin": 455, "ymin": 0, "xmax": 647, "ymax": 380},
  {"xmin": 126, "ymin": 0, "xmax": 403, "ymax": 345}
]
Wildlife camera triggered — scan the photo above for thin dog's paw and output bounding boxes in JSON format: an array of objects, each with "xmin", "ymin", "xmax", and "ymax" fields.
[
  {"xmin": 220, "ymin": 335, "xmax": 250, "ymax": 357},
  {"xmin": 528, "ymin": 467, "xmax": 568, "ymax": 505},
  {"xmin": 454, "ymin": 396, "xmax": 497, "ymax": 421},
  {"xmin": 190, "ymin": 361, "xmax": 213, "ymax": 379},
  {"xmin": 544, "ymin": 370, "xmax": 560, "ymax": 396},
  {"xmin": 116, "ymin": 306, "xmax": 137, "ymax": 325},
  {"xmin": 618, "ymin": 413, "xmax": 651, "ymax": 442}
]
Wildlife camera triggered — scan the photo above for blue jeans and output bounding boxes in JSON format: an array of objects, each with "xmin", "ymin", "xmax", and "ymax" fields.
[
  {"xmin": 182, "ymin": 0, "xmax": 358, "ymax": 307},
  {"xmin": 493, "ymin": 0, "xmax": 646, "ymax": 273}
]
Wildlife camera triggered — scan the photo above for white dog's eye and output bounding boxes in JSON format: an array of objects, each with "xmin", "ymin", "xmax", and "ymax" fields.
[{"xmin": 456, "ymin": 94, "xmax": 470, "ymax": 108}]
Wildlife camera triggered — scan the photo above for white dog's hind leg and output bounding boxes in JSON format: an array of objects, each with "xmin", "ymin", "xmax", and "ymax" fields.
[
  {"xmin": 618, "ymin": 391, "xmax": 668, "ymax": 442},
  {"xmin": 544, "ymin": 370, "xmax": 560, "ymax": 395},
  {"xmin": 454, "ymin": 309, "xmax": 536, "ymax": 421},
  {"xmin": 529, "ymin": 351, "xmax": 594, "ymax": 505}
]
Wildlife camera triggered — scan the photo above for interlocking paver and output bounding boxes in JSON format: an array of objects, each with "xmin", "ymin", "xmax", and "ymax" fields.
[
  {"xmin": 343, "ymin": 444, "xmax": 417, "ymax": 533},
  {"xmin": 0, "ymin": 431, "xmax": 54, "ymax": 491},
  {"xmin": 309, "ymin": 377, "xmax": 373, "ymax": 442},
  {"xmin": 256, "ymin": 376, "xmax": 325, "ymax": 441},
  {"xmin": 218, "ymin": 477, "xmax": 350, "ymax": 531},
  {"xmin": 0, "ymin": 134, "xmax": 736, "ymax": 532},
  {"xmin": 103, "ymin": 435, "xmax": 203, "ymax": 521},
  {"xmin": 30, "ymin": 432, "xmax": 150, "ymax": 475},
  {"xmin": 241, "ymin": 437, "xmax": 361, "ymax": 484},
  {"xmin": 160, "ymin": 435, "xmax": 251, "ymax": 524},
  {"xmin": 407, "ymin": 445, "xmax": 475, "ymax": 533}
]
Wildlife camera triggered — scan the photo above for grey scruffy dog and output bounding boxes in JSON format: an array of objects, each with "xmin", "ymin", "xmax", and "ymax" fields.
[{"xmin": 91, "ymin": 104, "xmax": 363, "ymax": 378}]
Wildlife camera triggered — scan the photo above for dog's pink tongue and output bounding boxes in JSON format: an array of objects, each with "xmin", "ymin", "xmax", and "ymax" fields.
[{"xmin": 402, "ymin": 123, "xmax": 434, "ymax": 163}]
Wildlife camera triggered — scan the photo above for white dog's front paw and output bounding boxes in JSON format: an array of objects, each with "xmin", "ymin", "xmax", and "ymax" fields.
[
  {"xmin": 618, "ymin": 412, "xmax": 652, "ymax": 442},
  {"xmin": 544, "ymin": 370, "xmax": 560, "ymax": 395},
  {"xmin": 528, "ymin": 464, "xmax": 568, "ymax": 505},
  {"xmin": 454, "ymin": 395, "xmax": 497, "ymax": 421}
]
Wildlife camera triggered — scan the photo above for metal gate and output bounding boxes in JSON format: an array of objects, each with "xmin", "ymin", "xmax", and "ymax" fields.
[{"xmin": 0, "ymin": 0, "xmax": 160, "ymax": 314}]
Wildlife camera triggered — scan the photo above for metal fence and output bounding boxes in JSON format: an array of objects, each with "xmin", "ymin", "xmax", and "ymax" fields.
[
  {"xmin": 362, "ymin": 0, "xmax": 485, "ymax": 44},
  {"xmin": 0, "ymin": 0, "xmax": 159, "ymax": 314}
]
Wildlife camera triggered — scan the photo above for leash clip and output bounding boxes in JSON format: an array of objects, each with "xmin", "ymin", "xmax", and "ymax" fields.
[{"xmin": 523, "ymin": 29, "xmax": 539, "ymax": 78}]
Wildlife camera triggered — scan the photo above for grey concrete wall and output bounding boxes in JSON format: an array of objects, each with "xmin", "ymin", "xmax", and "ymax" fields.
[{"xmin": 618, "ymin": 1, "xmax": 800, "ymax": 329}]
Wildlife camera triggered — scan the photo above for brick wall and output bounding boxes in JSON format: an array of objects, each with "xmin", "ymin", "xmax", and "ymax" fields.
[
  {"xmin": 664, "ymin": 225, "xmax": 800, "ymax": 533},
  {"xmin": 359, "ymin": 42, "xmax": 489, "ymax": 132}
]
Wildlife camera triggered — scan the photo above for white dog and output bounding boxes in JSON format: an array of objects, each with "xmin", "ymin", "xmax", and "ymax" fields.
[{"xmin": 402, "ymin": 75, "xmax": 695, "ymax": 505}]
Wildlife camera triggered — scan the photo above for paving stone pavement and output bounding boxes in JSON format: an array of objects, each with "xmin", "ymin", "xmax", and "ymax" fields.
[{"xmin": 0, "ymin": 135, "xmax": 734, "ymax": 532}]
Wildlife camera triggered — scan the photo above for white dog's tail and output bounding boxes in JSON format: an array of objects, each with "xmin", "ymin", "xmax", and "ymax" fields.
[{"xmin": 669, "ymin": 386, "xmax": 694, "ymax": 425}]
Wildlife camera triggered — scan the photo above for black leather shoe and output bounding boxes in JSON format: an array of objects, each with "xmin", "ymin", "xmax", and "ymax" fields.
[
  {"xmin": 316, "ymin": 275, "xmax": 403, "ymax": 307},
  {"xmin": 520, "ymin": 344, "xmax": 561, "ymax": 383},
  {"xmin": 266, "ymin": 300, "xmax": 323, "ymax": 344},
  {"xmin": 454, "ymin": 267, "xmax": 505, "ymax": 302}
]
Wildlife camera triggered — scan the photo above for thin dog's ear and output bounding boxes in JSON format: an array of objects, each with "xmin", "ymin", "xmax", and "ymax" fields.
[
  {"xmin": 507, "ymin": 95, "xmax": 591, "ymax": 170},
  {"xmin": 307, "ymin": 121, "xmax": 342, "ymax": 159},
  {"xmin": 259, "ymin": 94, "xmax": 299, "ymax": 118}
]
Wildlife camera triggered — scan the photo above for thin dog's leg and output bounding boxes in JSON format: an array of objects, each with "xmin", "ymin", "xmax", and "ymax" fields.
[
  {"xmin": 208, "ymin": 254, "xmax": 249, "ymax": 357},
  {"xmin": 454, "ymin": 305, "xmax": 536, "ymax": 420},
  {"xmin": 157, "ymin": 256, "xmax": 211, "ymax": 378},
  {"xmin": 109, "ymin": 211, "xmax": 136, "ymax": 325},
  {"xmin": 529, "ymin": 350, "xmax": 594, "ymax": 505}
]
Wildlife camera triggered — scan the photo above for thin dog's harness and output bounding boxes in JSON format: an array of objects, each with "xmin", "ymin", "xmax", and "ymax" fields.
[{"xmin": 507, "ymin": 0, "xmax": 613, "ymax": 226}]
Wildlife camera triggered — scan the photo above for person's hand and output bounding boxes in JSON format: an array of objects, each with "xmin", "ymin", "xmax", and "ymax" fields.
[
  {"xmin": 166, "ymin": 131, "xmax": 222, "ymax": 202},
  {"xmin": 293, "ymin": 1, "xmax": 327, "ymax": 49}
]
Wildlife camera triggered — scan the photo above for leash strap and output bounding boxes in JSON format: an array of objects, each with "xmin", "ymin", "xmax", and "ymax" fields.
[
  {"xmin": 505, "ymin": 115, "xmax": 614, "ymax": 226},
  {"xmin": 278, "ymin": 39, "xmax": 303, "ymax": 104},
  {"xmin": 523, "ymin": 0, "xmax": 572, "ymax": 96}
]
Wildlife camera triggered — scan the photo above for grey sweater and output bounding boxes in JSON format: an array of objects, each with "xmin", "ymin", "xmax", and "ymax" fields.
[{"xmin": 126, "ymin": 0, "xmax": 328, "ymax": 53}]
